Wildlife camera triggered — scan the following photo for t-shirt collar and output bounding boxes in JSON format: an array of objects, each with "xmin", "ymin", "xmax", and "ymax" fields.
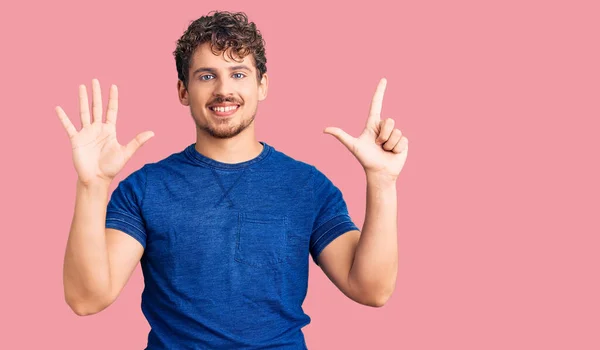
[{"xmin": 184, "ymin": 141, "xmax": 272, "ymax": 170}]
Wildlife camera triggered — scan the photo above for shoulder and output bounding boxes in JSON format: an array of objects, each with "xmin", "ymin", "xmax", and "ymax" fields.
[
  {"xmin": 139, "ymin": 144, "xmax": 193, "ymax": 176},
  {"xmin": 265, "ymin": 143, "xmax": 340, "ymax": 191},
  {"xmin": 262, "ymin": 143, "xmax": 317, "ymax": 177}
]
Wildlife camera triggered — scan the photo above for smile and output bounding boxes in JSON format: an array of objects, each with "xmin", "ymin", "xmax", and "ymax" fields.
[{"xmin": 209, "ymin": 105, "xmax": 240, "ymax": 117}]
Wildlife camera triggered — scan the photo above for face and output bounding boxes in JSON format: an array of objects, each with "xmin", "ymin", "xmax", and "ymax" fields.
[{"xmin": 178, "ymin": 42, "xmax": 268, "ymax": 139}]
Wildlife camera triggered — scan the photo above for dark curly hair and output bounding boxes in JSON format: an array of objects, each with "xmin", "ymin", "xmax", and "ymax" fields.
[{"xmin": 173, "ymin": 10, "xmax": 267, "ymax": 91}]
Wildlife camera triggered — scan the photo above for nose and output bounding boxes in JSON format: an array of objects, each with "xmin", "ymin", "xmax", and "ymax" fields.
[{"xmin": 213, "ymin": 77, "xmax": 235, "ymax": 99}]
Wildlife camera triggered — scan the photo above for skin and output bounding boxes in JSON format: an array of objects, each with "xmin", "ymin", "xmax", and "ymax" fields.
[
  {"xmin": 318, "ymin": 78, "xmax": 410, "ymax": 307},
  {"xmin": 177, "ymin": 42, "xmax": 269, "ymax": 164},
  {"xmin": 56, "ymin": 39, "xmax": 408, "ymax": 314},
  {"xmin": 54, "ymin": 42, "xmax": 271, "ymax": 316}
]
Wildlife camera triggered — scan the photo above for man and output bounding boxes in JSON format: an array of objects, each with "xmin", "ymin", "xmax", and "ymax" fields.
[{"xmin": 58, "ymin": 10, "xmax": 408, "ymax": 350}]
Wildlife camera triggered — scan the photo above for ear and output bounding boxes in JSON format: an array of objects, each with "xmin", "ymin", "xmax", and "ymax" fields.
[
  {"xmin": 258, "ymin": 73, "xmax": 268, "ymax": 101},
  {"xmin": 177, "ymin": 80, "xmax": 189, "ymax": 106}
]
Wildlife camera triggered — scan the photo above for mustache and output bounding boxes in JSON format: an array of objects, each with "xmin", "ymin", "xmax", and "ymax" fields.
[{"xmin": 208, "ymin": 97, "xmax": 242, "ymax": 105}]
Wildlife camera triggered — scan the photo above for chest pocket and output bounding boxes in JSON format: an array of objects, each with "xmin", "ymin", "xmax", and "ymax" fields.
[{"xmin": 235, "ymin": 212, "xmax": 288, "ymax": 267}]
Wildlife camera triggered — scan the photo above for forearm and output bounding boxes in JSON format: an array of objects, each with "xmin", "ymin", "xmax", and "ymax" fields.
[
  {"xmin": 63, "ymin": 179, "xmax": 113, "ymax": 314},
  {"xmin": 348, "ymin": 172, "xmax": 398, "ymax": 304}
]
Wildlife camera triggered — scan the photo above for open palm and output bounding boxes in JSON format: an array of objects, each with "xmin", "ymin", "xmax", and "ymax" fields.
[{"xmin": 56, "ymin": 79, "xmax": 154, "ymax": 185}]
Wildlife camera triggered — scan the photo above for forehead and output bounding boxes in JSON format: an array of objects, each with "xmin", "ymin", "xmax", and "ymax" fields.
[{"xmin": 191, "ymin": 42, "xmax": 255, "ymax": 71}]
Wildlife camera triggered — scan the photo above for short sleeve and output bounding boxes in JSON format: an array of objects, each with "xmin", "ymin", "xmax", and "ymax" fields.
[
  {"xmin": 105, "ymin": 165, "xmax": 148, "ymax": 249},
  {"xmin": 309, "ymin": 166, "xmax": 360, "ymax": 266}
]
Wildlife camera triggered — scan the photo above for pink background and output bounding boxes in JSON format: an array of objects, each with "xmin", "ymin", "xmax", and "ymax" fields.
[{"xmin": 1, "ymin": 0, "xmax": 598, "ymax": 349}]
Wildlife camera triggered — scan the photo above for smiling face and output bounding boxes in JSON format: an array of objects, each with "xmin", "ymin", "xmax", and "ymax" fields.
[{"xmin": 178, "ymin": 42, "xmax": 268, "ymax": 139}]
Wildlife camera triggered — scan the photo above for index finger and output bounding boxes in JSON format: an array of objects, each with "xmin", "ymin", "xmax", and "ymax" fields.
[{"xmin": 368, "ymin": 78, "xmax": 387, "ymax": 123}]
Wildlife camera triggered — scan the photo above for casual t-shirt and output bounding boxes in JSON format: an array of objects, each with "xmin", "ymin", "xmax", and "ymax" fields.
[{"xmin": 105, "ymin": 141, "xmax": 360, "ymax": 349}]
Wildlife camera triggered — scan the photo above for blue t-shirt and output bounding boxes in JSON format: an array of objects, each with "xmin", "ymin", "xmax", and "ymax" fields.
[{"xmin": 105, "ymin": 141, "xmax": 359, "ymax": 349}]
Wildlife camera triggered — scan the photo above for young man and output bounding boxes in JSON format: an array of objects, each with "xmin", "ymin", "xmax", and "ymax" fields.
[{"xmin": 58, "ymin": 10, "xmax": 408, "ymax": 350}]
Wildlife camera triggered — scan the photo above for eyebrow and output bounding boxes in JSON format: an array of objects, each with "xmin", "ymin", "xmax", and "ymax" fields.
[{"xmin": 193, "ymin": 65, "xmax": 252, "ymax": 76}]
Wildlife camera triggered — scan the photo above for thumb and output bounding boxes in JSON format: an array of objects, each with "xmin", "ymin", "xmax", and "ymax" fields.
[
  {"xmin": 124, "ymin": 131, "xmax": 155, "ymax": 160},
  {"xmin": 323, "ymin": 127, "xmax": 355, "ymax": 151}
]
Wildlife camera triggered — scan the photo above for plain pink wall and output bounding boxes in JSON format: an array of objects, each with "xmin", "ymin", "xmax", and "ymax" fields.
[{"xmin": 1, "ymin": 0, "xmax": 598, "ymax": 349}]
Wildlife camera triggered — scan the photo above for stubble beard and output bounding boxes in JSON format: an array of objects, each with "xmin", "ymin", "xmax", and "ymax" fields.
[{"xmin": 191, "ymin": 104, "xmax": 257, "ymax": 139}]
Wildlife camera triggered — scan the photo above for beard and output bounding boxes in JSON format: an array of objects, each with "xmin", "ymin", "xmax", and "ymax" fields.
[{"xmin": 190, "ymin": 104, "xmax": 257, "ymax": 139}]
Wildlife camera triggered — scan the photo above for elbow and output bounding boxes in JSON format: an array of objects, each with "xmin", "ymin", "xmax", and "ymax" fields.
[
  {"xmin": 361, "ymin": 283, "xmax": 396, "ymax": 308},
  {"xmin": 349, "ymin": 275, "xmax": 397, "ymax": 308},
  {"xmin": 65, "ymin": 292, "xmax": 113, "ymax": 316},
  {"xmin": 360, "ymin": 290, "xmax": 392, "ymax": 308},
  {"xmin": 68, "ymin": 299, "xmax": 110, "ymax": 316},
  {"xmin": 69, "ymin": 305, "xmax": 94, "ymax": 317},
  {"xmin": 369, "ymin": 291, "xmax": 393, "ymax": 308}
]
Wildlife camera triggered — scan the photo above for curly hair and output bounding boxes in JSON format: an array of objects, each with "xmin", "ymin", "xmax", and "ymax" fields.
[{"xmin": 173, "ymin": 10, "xmax": 267, "ymax": 90}]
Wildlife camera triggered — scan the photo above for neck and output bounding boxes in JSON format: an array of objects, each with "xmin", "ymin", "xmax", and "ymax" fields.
[{"xmin": 194, "ymin": 133, "xmax": 263, "ymax": 164}]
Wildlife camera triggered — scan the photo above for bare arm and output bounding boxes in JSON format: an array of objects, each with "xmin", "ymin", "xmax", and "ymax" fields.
[
  {"xmin": 317, "ymin": 174, "xmax": 398, "ymax": 307},
  {"xmin": 319, "ymin": 78, "xmax": 408, "ymax": 307},
  {"xmin": 56, "ymin": 78, "xmax": 153, "ymax": 316},
  {"xmin": 63, "ymin": 180, "xmax": 144, "ymax": 316},
  {"xmin": 347, "ymin": 173, "xmax": 397, "ymax": 305},
  {"xmin": 63, "ymin": 179, "xmax": 112, "ymax": 315}
]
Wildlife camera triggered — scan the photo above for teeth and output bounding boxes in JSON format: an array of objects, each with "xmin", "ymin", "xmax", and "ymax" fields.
[{"xmin": 211, "ymin": 105, "xmax": 238, "ymax": 112}]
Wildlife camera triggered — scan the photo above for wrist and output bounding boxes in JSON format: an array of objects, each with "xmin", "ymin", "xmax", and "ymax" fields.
[
  {"xmin": 77, "ymin": 177, "xmax": 112, "ymax": 190},
  {"xmin": 365, "ymin": 170, "xmax": 398, "ymax": 185}
]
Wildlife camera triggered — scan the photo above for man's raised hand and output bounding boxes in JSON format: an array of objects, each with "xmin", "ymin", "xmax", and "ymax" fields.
[
  {"xmin": 323, "ymin": 78, "xmax": 408, "ymax": 181},
  {"xmin": 56, "ymin": 78, "xmax": 154, "ymax": 185}
]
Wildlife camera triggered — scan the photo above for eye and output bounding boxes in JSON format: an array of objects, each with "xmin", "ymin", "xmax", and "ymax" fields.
[
  {"xmin": 200, "ymin": 74, "xmax": 214, "ymax": 81},
  {"xmin": 233, "ymin": 73, "xmax": 246, "ymax": 79}
]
